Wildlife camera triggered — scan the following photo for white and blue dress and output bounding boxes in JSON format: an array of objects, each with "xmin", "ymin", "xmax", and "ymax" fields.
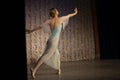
[{"xmin": 38, "ymin": 17, "xmax": 69, "ymax": 70}]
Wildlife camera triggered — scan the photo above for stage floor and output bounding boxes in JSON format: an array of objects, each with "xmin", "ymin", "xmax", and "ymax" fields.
[{"xmin": 27, "ymin": 59, "xmax": 120, "ymax": 80}]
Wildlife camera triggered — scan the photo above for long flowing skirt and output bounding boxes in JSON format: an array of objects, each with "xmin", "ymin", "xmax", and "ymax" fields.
[{"xmin": 38, "ymin": 38, "xmax": 60, "ymax": 70}]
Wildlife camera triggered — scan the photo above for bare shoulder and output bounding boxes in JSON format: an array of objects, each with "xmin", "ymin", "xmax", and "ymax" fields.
[{"xmin": 59, "ymin": 16, "xmax": 69, "ymax": 23}]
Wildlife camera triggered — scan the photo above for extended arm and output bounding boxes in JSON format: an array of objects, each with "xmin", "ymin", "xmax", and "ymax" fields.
[
  {"xmin": 67, "ymin": 8, "xmax": 78, "ymax": 18},
  {"xmin": 26, "ymin": 20, "xmax": 50, "ymax": 34},
  {"xmin": 26, "ymin": 26, "xmax": 41, "ymax": 34},
  {"xmin": 60, "ymin": 8, "xmax": 78, "ymax": 30},
  {"xmin": 61, "ymin": 8, "xmax": 78, "ymax": 21}
]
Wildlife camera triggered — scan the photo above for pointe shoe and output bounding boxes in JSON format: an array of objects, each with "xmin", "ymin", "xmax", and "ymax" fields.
[{"xmin": 31, "ymin": 68, "xmax": 35, "ymax": 79}]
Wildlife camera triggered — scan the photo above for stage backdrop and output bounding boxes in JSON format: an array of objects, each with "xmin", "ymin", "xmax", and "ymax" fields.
[{"xmin": 25, "ymin": 0, "xmax": 95, "ymax": 65}]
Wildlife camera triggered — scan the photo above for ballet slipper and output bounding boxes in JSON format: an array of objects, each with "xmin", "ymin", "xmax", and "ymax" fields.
[
  {"xmin": 58, "ymin": 69, "xmax": 61, "ymax": 75},
  {"xmin": 30, "ymin": 68, "xmax": 35, "ymax": 79}
]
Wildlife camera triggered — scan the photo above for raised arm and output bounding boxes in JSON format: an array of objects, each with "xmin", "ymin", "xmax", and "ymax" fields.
[
  {"xmin": 61, "ymin": 8, "xmax": 78, "ymax": 21},
  {"xmin": 67, "ymin": 8, "xmax": 78, "ymax": 18}
]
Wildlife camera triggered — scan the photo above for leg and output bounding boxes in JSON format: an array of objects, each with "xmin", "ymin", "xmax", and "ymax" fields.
[
  {"xmin": 31, "ymin": 42, "xmax": 57, "ymax": 78},
  {"xmin": 56, "ymin": 49, "xmax": 61, "ymax": 75},
  {"xmin": 43, "ymin": 49, "xmax": 61, "ymax": 75},
  {"xmin": 31, "ymin": 59, "xmax": 44, "ymax": 79},
  {"xmin": 31, "ymin": 50, "xmax": 54, "ymax": 79},
  {"xmin": 58, "ymin": 60, "xmax": 61, "ymax": 75}
]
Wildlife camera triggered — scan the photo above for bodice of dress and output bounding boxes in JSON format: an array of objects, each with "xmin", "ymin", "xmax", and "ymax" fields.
[{"xmin": 49, "ymin": 25, "xmax": 62, "ymax": 40}]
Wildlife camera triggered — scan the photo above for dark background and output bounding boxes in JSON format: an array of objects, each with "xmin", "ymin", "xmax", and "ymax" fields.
[
  {"xmin": 2, "ymin": 0, "xmax": 119, "ymax": 80},
  {"xmin": 96, "ymin": 0, "xmax": 119, "ymax": 59}
]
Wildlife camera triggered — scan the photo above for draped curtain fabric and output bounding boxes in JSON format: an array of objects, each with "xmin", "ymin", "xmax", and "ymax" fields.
[{"xmin": 25, "ymin": 0, "xmax": 95, "ymax": 65}]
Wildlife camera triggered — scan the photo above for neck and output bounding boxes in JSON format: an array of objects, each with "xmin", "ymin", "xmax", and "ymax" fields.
[{"xmin": 50, "ymin": 15, "xmax": 58, "ymax": 19}]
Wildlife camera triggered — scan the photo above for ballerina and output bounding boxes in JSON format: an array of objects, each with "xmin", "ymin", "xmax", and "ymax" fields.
[{"xmin": 26, "ymin": 7, "xmax": 78, "ymax": 79}]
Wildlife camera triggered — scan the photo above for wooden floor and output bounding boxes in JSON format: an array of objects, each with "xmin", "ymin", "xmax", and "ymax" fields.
[{"xmin": 27, "ymin": 59, "xmax": 120, "ymax": 80}]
